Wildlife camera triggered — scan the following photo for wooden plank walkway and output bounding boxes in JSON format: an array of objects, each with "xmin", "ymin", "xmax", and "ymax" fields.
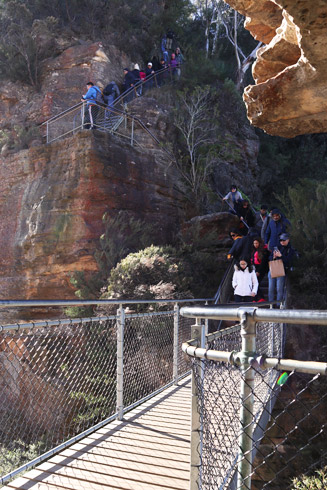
[{"xmin": 4, "ymin": 378, "xmax": 191, "ymax": 490}]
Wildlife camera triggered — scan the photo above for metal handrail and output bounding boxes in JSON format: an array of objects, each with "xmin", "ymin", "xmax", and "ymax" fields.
[{"xmin": 0, "ymin": 297, "xmax": 212, "ymax": 308}]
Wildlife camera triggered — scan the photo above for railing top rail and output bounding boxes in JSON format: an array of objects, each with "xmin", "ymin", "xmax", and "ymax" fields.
[
  {"xmin": 0, "ymin": 297, "xmax": 212, "ymax": 308},
  {"xmin": 180, "ymin": 305, "xmax": 327, "ymax": 325},
  {"xmin": 41, "ymin": 102, "xmax": 82, "ymax": 125}
]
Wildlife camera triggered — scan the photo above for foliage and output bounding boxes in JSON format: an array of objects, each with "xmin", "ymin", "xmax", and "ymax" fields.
[
  {"xmin": 67, "ymin": 211, "xmax": 154, "ymax": 315},
  {"xmin": 256, "ymin": 131, "xmax": 327, "ymax": 206},
  {"xmin": 101, "ymin": 245, "xmax": 193, "ymax": 309},
  {"xmin": 291, "ymin": 466, "xmax": 327, "ymax": 489},
  {"xmin": 173, "ymin": 85, "xmax": 218, "ymax": 209},
  {"xmin": 0, "ymin": 2, "xmax": 58, "ymax": 88},
  {"xmin": 279, "ymin": 179, "xmax": 327, "ymax": 309},
  {"xmin": 0, "ymin": 438, "xmax": 46, "ymax": 477}
]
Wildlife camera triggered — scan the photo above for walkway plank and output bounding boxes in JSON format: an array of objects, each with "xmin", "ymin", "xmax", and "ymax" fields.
[{"xmin": 4, "ymin": 378, "xmax": 191, "ymax": 490}]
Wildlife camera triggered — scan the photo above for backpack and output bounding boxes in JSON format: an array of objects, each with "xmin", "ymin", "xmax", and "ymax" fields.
[
  {"xmin": 94, "ymin": 86, "xmax": 104, "ymax": 104},
  {"xmin": 103, "ymin": 83, "xmax": 114, "ymax": 96}
]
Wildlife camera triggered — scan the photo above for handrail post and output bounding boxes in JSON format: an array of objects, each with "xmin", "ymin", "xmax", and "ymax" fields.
[
  {"xmin": 131, "ymin": 118, "xmax": 134, "ymax": 147},
  {"xmin": 173, "ymin": 303, "xmax": 179, "ymax": 385},
  {"xmin": 116, "ymin": 304, "xmax": 125, "ymax": 421},
  {"xmin": 46, "ymin": 120, "xmax": 49, "ymax": 144},
  {"xmin": 190, "ymin": 318, "xmax": 205, "ymax": 490},
  {"xmin": 237, "ymin": 308, "xmax": 256, "ymax": 490},
  {"xmin": 81, "ymin": 102, "xmax": 85, "ymax": 130},
  {"xmin": 154, "ymin": 73, "xmax": 158, "ymax": 88}
]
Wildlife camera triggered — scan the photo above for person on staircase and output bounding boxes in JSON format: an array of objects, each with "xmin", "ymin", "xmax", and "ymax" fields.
[
  {"xmin": 145, "ymin": 62, "xmax": 155, "ymax": 91},
  {"xmin": 268, "ymin": 233, "xmax": 296, "ymax": 306},
  {"xmin": 131, "ymin": 63, "xmax": 142, "ymax": 96},
  {"xmin": 238, "ymin": 199, "xmax": 255, "ymax": 232},
  {"xmin": 251, "ymin": 237, "xmax": 269, "ymax": 300},
  {"xmin": 81, "ymin": 81, "xmax": 102, "ymax": 129},
  {"xmin": 122, "ymin": 68, "xmax": 135, "ymax": 102},
  {"xmin": 232, "ymin": 258, "xmax": 258, "ymax": 303},
  {"xmin": 222, "ymin": 185, "xmax": 242, "ymax": 214},
  {"xmin": 264, "ymin": 208, "xmax": 291, "ymax": 251},
  {"xmin": 254, "ymin": 204, "xmax": 270, "ymax": 239}
]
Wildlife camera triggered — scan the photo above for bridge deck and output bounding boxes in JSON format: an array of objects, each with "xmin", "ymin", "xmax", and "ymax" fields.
[{"xmin": 4, "ymin": 378, "xmax": 191, "ymax": 490}]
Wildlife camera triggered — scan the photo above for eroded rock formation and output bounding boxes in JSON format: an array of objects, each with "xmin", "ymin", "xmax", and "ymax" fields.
[{"xmin": 225, "ymin": 0, "xmax": 327, "ymax": 137}]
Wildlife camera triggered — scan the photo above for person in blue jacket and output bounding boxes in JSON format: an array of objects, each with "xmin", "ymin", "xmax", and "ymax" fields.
[
  {"xmin": 82, "ymin": 81, "xmax": 102, "ymax": 129},
  {"xmin": 264, "ymin": 208, "xmax": 291, "ymax": 251}
]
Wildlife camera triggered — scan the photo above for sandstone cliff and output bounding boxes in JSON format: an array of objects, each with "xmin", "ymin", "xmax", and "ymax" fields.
[
  {"xmin": 0, "ymin": 41, "xmax": 261, "ymax": 311},
  {"xmin": 0, "ymin": 131, "xmax": 184, "ymax": 305},
  {"xmin": 224, "ymin": 0, "xmax": 327, "ymax": 137}
]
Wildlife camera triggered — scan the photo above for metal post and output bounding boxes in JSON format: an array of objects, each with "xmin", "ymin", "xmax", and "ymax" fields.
[
  {"xmin": 237, "ymin": 309, "xmax": 256, "ymax": 490},
  {"xmin": 204, "ymin": 301, "xmax": 209, "ymax": 343},
  {"xmin": 116, "ymin": 304, "xmax": 125, "ymax": 421},
  {"xmin": 190, "ymin": 318, "xmax": 205, "ymax": 490},
  {"xmin": 131, "ymin": 118, "xmax": 134, "ymax": 147},
  {"xmin": 173, "ymin": 303, "xmax": 179, "ymax": 386},
  {"xmin": 81, "ymin": 102, "xmax": 85, "ymax": 130},
  {"xmin": 46, "ymin": 121, "xmax": 49, "ymax": 144},
  {"xmin": 154, "ymin": 73, "xmax": 158, "ymax": 88}
]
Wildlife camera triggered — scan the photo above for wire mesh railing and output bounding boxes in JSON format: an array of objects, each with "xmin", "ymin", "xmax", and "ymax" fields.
[
  {"xmin": 0, "ymin": 298, "xmax": 197, "ymax": 485},
  {"xmin": 181, "ymin": 305, "xmax": 327, "ymax": 490}
]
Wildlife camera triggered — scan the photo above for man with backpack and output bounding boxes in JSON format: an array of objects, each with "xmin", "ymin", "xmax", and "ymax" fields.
[
  {"xmin": 103, "ymin": 81, "xmax": 120, "ymax": 107},
  {"xmin": 81, "ymin": 81, "xmax": 103, "ymax": 129}
]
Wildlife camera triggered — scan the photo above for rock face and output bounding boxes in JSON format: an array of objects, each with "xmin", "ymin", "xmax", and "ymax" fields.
[
  {"xmin": 224, "ymin": 0, "xmax": 327, "ymax": 137},
  {"xmin": 0, "ymin": 132, "xmax": 184, "ymax": 307}
]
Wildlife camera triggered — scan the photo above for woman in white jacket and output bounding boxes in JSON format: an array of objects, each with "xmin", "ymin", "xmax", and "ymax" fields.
[{"xmin": 232, "ymin": 258, "xmax": 258, "ymax": 303}]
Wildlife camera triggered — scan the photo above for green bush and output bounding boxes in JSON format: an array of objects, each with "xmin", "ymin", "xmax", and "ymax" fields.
[
  {"xmin": 291, "ymin": 466, "xmax": 327, "ymax": 489},
  {"xmin": 101, "ymin": 245, "xmax": 193, "ymax": 312},
  {"xmin": 280, "ymin": 179, "xmax": 327, "ymax": 309}
]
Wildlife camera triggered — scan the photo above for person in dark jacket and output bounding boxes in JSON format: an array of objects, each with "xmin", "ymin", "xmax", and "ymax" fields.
[
  {"xmin": 238, "ymin": 200, "xmax": 255, "ymax": 230},
  {"xmin": 122, "ymin": 68, "xmax": 135, "ymax": 102},
  {"xmin": 268, "ymin": 233, "xmax": 295, "ymax": 305},
  {"xmin": 131, "ymin": 63, "xmax": 142, "ymax": 96},
  {"xmin": 254, "ymin": 204, "xmax": 269, "ymax": 238},
  {"xmin": 264, "ymin": 208, "xmax": 291, "ymax": 251},
  {"xmin": 103, "ymin": 81, "xmax": 120, "ymax": 107},
  {"xmin": 157, "ymin": 58, "xmax": 168, "ymax": 86},
  {"xmin": 145, "ymin": 62, "xmax": 155, "ymax": 91},
  {"xmin": 227, "ymin": 228, "xmax": 257, "ymax": 262}
]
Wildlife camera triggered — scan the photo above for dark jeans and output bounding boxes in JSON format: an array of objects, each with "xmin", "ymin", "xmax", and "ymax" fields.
[
  {"xmin": 234, "ymin": 295, "xmax": 253, "ymax": 303},
  {"xmin": 84, "ymin": 104, "xmax": 99, "ymax": 129}
]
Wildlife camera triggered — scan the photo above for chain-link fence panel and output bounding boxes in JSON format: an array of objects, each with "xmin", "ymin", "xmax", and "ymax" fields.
[
  {"xmin": 256, "ymin": 321, "xmax": 284, "ymax": 357},
  {"xmin": 193, "ymin": 357, "xmax": 241, "ymax": 489},
  {"xmin": 178, "ymin": 314, "xmax": 193, "ymax": 376},
  {"xmin": 123, "ymin": 311, "xmax": 175, "ymax": 407},
  {"xmin": 192, "ymin": 356, "xmax": 327, "ymax": 490},
  {"xmin": 251, "ymin": 369, "xmax": 327, "ymax": 490},
  {"xmin": 0, "ymin": 317, "xmax": 117, "ymax": 480},
  {"xmin": 207, "ymin": 323, "xmax": 242, "ymax": 352}
]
